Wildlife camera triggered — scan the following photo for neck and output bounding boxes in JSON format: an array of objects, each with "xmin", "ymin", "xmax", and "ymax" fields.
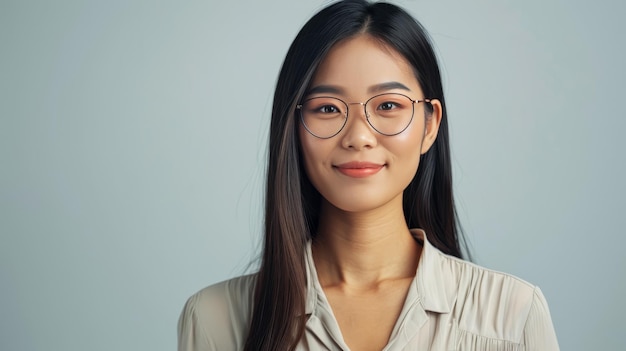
[{"xmin": 312, "ymin": 196, "xmax": 421, "ymax": 290}]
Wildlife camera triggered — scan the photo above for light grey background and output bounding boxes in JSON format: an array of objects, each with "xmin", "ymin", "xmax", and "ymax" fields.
[{"xmin": 1, "ymin": 0, "xmax": 624, "ymax": 350}]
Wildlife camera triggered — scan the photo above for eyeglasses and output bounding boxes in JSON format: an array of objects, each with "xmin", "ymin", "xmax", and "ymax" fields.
[{"xmin": 296, "ymin": 93, "xmax": 431, "ymax": 139}]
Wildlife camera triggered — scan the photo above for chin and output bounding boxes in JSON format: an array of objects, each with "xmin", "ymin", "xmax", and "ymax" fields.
[{"xmin": 322, "ymin": 191, "xmax": 403, "ymax": 214}]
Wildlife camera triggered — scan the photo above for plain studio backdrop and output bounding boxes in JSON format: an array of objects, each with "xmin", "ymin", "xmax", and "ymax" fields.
[{"xmin": 1, "ymin": 0, "xmax": 624, "ymax": 350}]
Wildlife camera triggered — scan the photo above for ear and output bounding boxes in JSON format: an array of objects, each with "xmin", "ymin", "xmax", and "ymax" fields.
[{"xmin": 420, "ymin": 99, "xmax": 442, "ymax": 155}]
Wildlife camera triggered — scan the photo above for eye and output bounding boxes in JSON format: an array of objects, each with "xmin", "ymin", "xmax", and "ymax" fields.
[
  {"xmin": 302, "ymin": 97, "xmax": 345, "ymax": 118},
  {"xmin": 369, "ymin": 94, "xmax": 412, "ymax": 119},
  {"xmin": 378, "ymin": 101, "xmax": 399, "ymax": 111},
  {"xmin": 318, "ymin": 105, "xmax": 340, "ymax": 114}
]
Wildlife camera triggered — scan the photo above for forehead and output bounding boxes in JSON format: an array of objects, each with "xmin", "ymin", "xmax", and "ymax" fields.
[{"xmin": 310, "ymin": 35, "xmax": 421, "ymax": 95}]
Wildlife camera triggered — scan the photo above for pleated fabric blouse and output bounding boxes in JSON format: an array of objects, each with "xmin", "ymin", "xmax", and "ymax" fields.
[{"xmin": 178, "ymin": 230, "xmax": 559, "ymax": 350}]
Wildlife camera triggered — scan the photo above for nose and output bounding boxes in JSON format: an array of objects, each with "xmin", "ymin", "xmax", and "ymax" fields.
[{"xmin": 340, "ymin": 102, "xmax": 378, "ymax": 150}]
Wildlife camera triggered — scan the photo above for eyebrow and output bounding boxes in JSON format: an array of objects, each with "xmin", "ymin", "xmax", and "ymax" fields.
[
  {"xmin": 305, "ymin": 81, "xmax": 412, "ymax": 96},
  {"xmin": 306, "ymin": 85, "xmax": 344, "ymax": 96},
  {"xmin": 368, "ymin": 81, "xmax": 412, "ymax": 94}
]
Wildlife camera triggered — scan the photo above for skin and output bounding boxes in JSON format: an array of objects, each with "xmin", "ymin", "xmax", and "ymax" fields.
[{"xmin": 299, "ymin": 34, "xmax": 443, "ymax": 350}]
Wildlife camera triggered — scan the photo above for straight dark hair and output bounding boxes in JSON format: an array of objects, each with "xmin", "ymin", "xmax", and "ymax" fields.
[{"xmin": 244, "ymin": 1, "xmax": 467, "ymax": 350}]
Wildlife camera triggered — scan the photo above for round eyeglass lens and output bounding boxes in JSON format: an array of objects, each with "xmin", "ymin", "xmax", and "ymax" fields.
[
  {"xmin": 365, "ymin": 93, "xmax": 415, "ymax": 136},
  {"xmin": 299, "ymin": 97, "xmax": 348, "ymax": 138}
]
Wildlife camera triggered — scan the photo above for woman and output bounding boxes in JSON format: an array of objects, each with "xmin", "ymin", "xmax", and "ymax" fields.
[{"xmin": 178, "ymin": 1, "xmax": 559, "ymax": 350}]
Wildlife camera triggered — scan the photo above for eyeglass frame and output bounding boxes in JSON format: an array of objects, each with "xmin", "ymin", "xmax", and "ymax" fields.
[{"xmin": 296, "ymin": 93, "xmax": 433, "ymax": 139}]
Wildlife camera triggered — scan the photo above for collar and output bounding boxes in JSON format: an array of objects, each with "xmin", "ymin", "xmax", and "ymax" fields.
[
  {"xmin": 411, "ymin": 228, "xmax": 456, "ymax": 314},
  {"xmin": 304, "ymin": 229, "xmax": 457, "ymax": 316}
]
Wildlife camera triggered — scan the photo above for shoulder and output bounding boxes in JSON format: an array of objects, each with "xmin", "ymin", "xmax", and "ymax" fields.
[
  {"xmin": 445, "ymin": 253, "xmax": 537, "ymax": 323},
  {"xmin": 177, "ymin": 274, "xmax": 257, "ymax": 351},
  {"xmin": 435, "ymin": 251, "xmax": 559, "ymax": 348},
  {"xmin": 443, "ymin": 252, "xmax": 538, "ymax": 311}
]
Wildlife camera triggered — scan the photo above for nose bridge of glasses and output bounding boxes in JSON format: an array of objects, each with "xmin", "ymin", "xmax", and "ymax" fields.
[
  {"xmin": 346, "ymin": 101, "xmax": 368, "ymax": 118},
  {"xmin": 342, "ymin": 101, "xmax": 377, "ymax": 138}
]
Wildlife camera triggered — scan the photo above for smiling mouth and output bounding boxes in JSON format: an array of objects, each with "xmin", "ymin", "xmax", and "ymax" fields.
[{"xmin": 334, "ymin": 162, "xmax": 385, "ymax": 178}]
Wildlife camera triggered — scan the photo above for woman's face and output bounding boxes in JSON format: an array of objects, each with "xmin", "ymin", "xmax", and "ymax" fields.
[{"xmin": 299, "ymin": 35, "xmax": 442, "ymax": 213}]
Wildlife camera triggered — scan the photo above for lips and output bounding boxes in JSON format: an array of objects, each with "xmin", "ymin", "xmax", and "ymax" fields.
[{"xmin": 334, "ymin": 161, "xmax": 385, "ymax": 178}]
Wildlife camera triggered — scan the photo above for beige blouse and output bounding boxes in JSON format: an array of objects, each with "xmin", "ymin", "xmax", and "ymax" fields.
[{"xmin": 178, "ymin": 230, "xmax": 559, "ymax": 350}]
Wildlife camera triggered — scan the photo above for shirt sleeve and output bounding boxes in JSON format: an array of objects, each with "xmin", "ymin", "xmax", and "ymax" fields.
[
  {"xmin": 177, "ymin": 276, "xmax": 254, "ymax": 351},
  {"xmin": 177, "ymin": 294, "xmax": 215, "ymax": 351},
  {"xmin": 521, "ymin": 287, "xmax": 560, "ymax": 351}
]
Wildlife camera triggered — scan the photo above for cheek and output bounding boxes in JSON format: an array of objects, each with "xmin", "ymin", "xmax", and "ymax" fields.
[
  {"xmin": 384, "ymin": 122, "xmax": 425, "ymax": 180},
  {"xmin": 298, "ymin": 127, "xmax": 347, "ymax": 206},
  {"xmin": 390, "ymin": 120, "xmax": 425, "ymax": 158},
  {"xmin": 299, "ymin": 127, "xmax": 327, "ymax": 180},
  {"xmin": 299, "ymin": 126, "xmax": 315, "ymax": 168}
]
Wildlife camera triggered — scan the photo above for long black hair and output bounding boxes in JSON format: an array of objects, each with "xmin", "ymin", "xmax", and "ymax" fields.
[{"xmin": 244, "ymin": 1, "xmax": 467, "ymax": 350}]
